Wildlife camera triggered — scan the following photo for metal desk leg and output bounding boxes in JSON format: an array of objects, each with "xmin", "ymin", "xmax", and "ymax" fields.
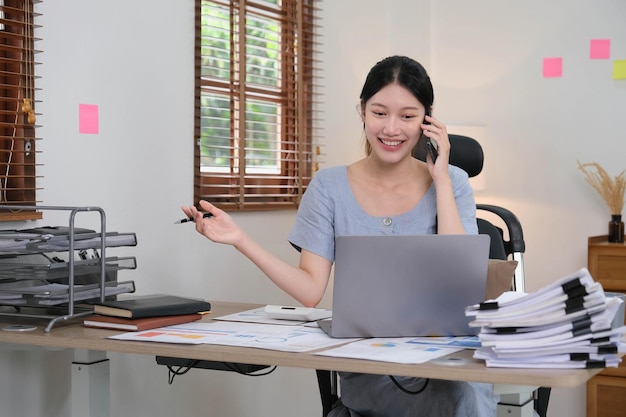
[
  {"xmin": 494, "ymin": 384, "xmax": 538, "ymax": 417},
  {"xmin": 72, "ymin": 349, "xmax": 110, "ymax": 417}
]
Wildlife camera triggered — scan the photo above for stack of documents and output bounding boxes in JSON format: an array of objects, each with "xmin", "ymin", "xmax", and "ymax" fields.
[
  {"xmin": 465, "ymin": 268, "xmax": 626, "ymax": 369},
  {"xmin": 0, "ymin": 282, "xmax": 135, "ymax": 306}
]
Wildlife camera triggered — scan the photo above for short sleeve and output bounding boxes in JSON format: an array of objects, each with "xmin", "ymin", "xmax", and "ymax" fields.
[
  {"xmin": 450, "ymin": 166, "xmax": 478, "ymax": 234},
  {"xmin": 288, "ymin": 171, "xmax": 336, "ymax": 262}
]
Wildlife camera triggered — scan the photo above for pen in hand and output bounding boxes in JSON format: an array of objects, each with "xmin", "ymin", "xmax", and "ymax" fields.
[{"xmin": 175, "ymin": 212, "xmax": 214, "ymax": 224}]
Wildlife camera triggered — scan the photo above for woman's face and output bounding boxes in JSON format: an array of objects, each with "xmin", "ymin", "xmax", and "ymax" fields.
[{"xmin": 362, "ymin": 83, "xmax": 427, "ymax": 164}]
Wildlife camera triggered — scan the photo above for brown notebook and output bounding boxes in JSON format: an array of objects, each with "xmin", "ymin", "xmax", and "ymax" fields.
[{"xmin": 83, "ymin": 313, "xmax": 203, "ymax": 331}]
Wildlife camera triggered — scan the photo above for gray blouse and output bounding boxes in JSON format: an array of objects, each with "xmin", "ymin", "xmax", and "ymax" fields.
[{"xmin": 288, "ymin": 164, "xmax": 478, "ymax": 262}]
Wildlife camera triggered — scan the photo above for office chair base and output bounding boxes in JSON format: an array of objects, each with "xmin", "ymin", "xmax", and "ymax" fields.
[
  {"xmin": 495, "ymin": 385, "xmax": 538, "ymax": 417},
  {"xmin": 497, "ymin": 400, "xmax": 535, "ymax": 417}
]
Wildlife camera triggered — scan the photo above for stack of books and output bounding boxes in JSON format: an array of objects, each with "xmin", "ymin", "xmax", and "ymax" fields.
[
  {"xmin": 84, "ymin": 294, "xmax": 211, "ymax": 331},
  {"xmin": 466, "ymin": 268, "xmax": 626, "ymax": 369}
]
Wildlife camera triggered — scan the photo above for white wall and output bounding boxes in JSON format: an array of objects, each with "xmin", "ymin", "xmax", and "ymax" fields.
[{"xmin": 0, "ymin": 0, "xmax": 623, "ymax": 416}]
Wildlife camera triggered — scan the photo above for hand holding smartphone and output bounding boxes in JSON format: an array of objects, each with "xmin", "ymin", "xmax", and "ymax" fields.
[{"xmin": 422, "ymin": 109, "xmax": 438, "ymax": 162}]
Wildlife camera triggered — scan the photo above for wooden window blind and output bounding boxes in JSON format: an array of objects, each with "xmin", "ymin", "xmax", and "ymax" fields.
[
  {"xmin": 0, "ymin": 0, "xmax": 41, "ymax": 221},
  {"xmin": 194, "ymin": 0, "xmax": 322, "ymax": 211}
]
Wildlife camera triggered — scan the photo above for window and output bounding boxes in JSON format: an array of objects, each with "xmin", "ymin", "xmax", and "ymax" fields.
[
  {"xmin": 195, "ymin": 0, "xmax": 322, "ymax": 211},
  {"xmin": 0, "ymin": 0, "xmax": 41, "ymax": 221}
]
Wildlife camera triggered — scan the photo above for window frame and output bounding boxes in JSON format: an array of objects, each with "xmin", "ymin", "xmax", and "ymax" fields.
[
  {"xmin": 194, "ymin": 0, "xmax": 320, "ymax": 212},
  {"xmin": 0, "ymin": 0, "xmax": 41, "ymax": 221}
]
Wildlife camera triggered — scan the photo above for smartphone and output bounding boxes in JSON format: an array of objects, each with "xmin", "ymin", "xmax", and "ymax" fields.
[{"xmin": 421, "ymin": 109, "xmax": 438, "ymax": 162}]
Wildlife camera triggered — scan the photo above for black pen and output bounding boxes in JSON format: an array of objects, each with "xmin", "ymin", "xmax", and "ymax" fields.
[{"xmin": 175, "ymin": 212, "xmax": 214, "ymax": 224}]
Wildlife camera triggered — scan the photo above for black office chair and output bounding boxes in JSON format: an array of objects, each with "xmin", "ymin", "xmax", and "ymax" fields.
[{"xmin": 316, "ymin": 134, "xmax": 550, "ymax": 417}]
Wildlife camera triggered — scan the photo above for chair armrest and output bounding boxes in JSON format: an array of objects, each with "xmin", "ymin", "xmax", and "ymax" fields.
[{"xmin": 476, "ymin": 204, "xmax": 525, "ymax": 255}]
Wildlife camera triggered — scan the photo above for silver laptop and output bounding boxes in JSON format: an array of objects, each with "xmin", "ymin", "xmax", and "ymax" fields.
[{"xmin": 318, "ymin": 234, "xmax": 490, "ymax": 338}]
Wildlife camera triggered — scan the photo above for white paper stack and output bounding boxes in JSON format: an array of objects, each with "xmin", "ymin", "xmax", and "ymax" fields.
[{"xmin": 465, "ymin": 268, "xmax": 626, "ymax": 368}]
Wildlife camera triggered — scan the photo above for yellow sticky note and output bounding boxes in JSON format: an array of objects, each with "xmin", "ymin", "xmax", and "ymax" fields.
[{"xmin": 613, "ymin": 60, "xmax": 626, "ymax": 80}]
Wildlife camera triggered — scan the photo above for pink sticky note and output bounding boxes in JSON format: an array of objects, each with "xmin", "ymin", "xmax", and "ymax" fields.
[
  {"xmin": 543, "ymin": 57, "xmax": 562, "ymax": 78},
  {"xmin": 79, "ymin": 104, "xmax": 99, "ymax": 134},
  {"xmin": 590, "ymin": 39, "xmax": 610, "ymax": 59}
]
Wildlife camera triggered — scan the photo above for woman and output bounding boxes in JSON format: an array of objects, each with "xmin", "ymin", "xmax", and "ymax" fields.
[{"xmin": 182, "ymin": 55, "xmax": 498, "ymax": 416}]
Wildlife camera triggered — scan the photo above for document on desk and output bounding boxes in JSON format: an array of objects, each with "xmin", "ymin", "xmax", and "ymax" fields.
[
  {"xmin": 313, "ymin": 337, "xmax": 465, "ymax": 364},
  {"xmin": 406, "ymin": 336, "xmax": 481, "ymax": 349},
  {"xmin": 109, "ymin": 321, "xmax": 360, "ymax": 352},
  {"xmin": 0, "ymin": 230, "xmax": 138, "ymax": 251},
  {"xmin": 0, "ymin": 282, "xmax": 134, "ymax": 306},
  {"xmin": 213, "ymin": 307, "xmax": 308, "ymax": 325}
]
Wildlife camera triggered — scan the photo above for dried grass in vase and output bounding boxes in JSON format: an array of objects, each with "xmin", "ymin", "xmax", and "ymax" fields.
[{"xmin": 577, "ymin": 161, "xmax": 626, "ymax": 215}]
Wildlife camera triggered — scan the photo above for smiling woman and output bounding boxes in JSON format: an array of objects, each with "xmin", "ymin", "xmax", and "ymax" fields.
[
  {"xmin": 181, "ymin": 55, "xmax": 489, "ymax": 417},
  {"xmin": 361, "ymin": 57, "xmax": 434, "ymax": 159}
]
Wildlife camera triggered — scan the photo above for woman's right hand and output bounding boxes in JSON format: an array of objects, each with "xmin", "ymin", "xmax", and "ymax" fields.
[
  {"xmin": 181, "ymin": 200, "xmax": 244, "ymax": 247},
  {"xmin": 182, "ymin": 200, "xmax": 331, "ymax": 307}
]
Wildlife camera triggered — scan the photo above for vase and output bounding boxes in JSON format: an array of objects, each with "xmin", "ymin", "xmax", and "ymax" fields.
[{"xmin": 608, "ymin": 214, "xmax": 624, "ymax": 243}]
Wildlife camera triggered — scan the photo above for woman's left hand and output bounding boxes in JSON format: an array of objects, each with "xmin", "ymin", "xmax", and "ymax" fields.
[{"xmin": 421, "ymin": 114, "xmax": 450, "ymax": 180}]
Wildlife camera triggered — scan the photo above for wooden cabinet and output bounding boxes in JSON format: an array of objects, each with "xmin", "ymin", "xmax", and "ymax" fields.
[
  {"xmin": 586, "ymin": 235, "xmax": 626, "ymax": 417},
  {"xmin": 588, "ymin": 235, "xmax": 626, "ymax": 292},
  {"xmin": 587, "ymin": 375, "xmax": 626, "ymax": 417}
]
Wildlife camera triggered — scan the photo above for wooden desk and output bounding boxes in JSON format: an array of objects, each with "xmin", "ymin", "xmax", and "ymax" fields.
[{"xmin": 0, "ymin": 301, "xmax": 604, "ymax": 417}]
